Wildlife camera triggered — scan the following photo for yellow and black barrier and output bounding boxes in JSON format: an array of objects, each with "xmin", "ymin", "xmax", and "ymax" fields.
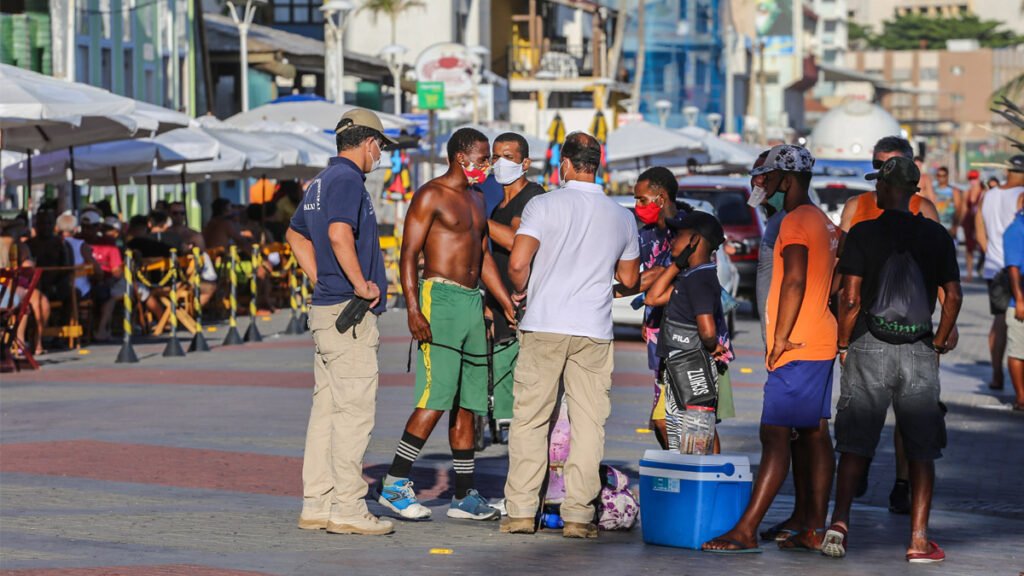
[
  {"xmin": 221, "ymin": 244, "xmax": 244, "ymax": 346},
  {"xmin": 284, "ymin": 255, "xmax": 303, "ymax": 335},
  {"xmin": 115, "ymin": 250, "xmax": 139, "ymax": 364},
  {"xmin": 243, "ymin": 243, "xmax": 263, "ymax": 343},
  {"xmin": 189, "ymin": 246, "xmax": 211, "ymax": 352},
  {"xmin": 162, "ymin": 248, "xmax": 187, "ymax": 357}
]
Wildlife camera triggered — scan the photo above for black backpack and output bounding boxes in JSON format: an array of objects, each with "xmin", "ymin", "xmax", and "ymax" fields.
[{"xmin": 865, "ymin": 223, "xmax": 932, "ymax": 344}]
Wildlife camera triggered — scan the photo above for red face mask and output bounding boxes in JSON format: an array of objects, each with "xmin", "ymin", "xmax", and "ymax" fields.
[
  {"xmin": 461, "ymin": 161, "xmax": 490, "ymax": 185},
  {"xmin": 635, "ymin": 200, "xmax": 662, "ymax": 225}
]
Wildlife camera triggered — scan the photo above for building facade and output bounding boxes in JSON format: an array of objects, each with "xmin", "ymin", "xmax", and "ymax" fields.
[{"xmin": 847, "ymin": 45, "xmax": 1024, "ymax": 172}]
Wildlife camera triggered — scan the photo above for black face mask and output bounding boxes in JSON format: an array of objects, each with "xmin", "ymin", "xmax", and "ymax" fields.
[{"xmin": 673, "ymin": 235, "xmax": 701, "ymax": 270}]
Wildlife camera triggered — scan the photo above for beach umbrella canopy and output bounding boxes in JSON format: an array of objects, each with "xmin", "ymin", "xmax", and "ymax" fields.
[
  {"xmin": 224, "ymin": 98, "xmax": 414, "ymax": 134},
  {"xmin": 133, "ymin": 101, "xmax": 193, "ymax": 135},
  {"xmin": 678, "ymin": 126, "xmax": 758, "ymax": 171},
  {"xmin": 0, "ymin": 64, "xmax": 149, "ymax": 152},
  {"xmin": 2, "ymin": 133, "xmax": 217, "ymax": 186},
  {"xmin": 605, "ymin": 120, "xmax": 705, "ymax": 169}
]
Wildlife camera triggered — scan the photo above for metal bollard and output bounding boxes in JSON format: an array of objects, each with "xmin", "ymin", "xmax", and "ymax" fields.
[
  {"xmin": 284, "ymin": 256, "xmax": 303, "ymax": 335},
  {"xmin": 115, "ymin": 250, "xmax": 139, "ymax": 363},
  {"xmin": 222, "ymin": 243, "xmax": 244, "ymax": 346},
  {"xmin": 243, "ymin": 243, "xmax": 263, "ymax": 343},
  {"xmin": 162, "ymin": 249, "xmax": 186, "ymax": 357},
  {"xmin": 188, "ymin": 247, "xmax": 210, "ymax": 352}
]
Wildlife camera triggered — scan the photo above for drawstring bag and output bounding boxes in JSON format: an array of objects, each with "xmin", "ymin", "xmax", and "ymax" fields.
[{"xmin": 866, "ymin": 222, "xmax": 932, "ymax": 344}]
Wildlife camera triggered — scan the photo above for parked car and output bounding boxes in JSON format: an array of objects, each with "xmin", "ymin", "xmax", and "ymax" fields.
[
  {"xmin": 812, "ymin": 177, "xmax": 874, "ymax": 227},
  {"xmin": 610, "ymin": 195, "xmax": 739, "ymax": 332},
  {"xmin": 676, "ymin": 176, "xmax": 765, "ymax": 303}
]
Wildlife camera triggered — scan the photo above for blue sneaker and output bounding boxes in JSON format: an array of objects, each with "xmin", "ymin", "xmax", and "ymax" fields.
[
  {"xmin": 378, "ymin": 478, "xmax": 432, "ymax": 520},
  {"xmin": 447, "ymin": 489, "xmax": 500, "ymax": 520}
]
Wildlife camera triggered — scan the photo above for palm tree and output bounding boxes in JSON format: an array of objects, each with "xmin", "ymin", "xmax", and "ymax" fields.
[{"xmin": 358, "ymin": 0, "xmax": 426, "ymax": 46}]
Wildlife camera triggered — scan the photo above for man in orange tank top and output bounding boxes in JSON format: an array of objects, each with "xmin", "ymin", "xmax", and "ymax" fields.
[{"xmin": 839, "ymin": 137, "xmax": 940, "ymax": 233}]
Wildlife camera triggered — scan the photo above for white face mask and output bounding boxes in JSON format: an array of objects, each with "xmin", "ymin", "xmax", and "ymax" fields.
[
  {"xmin": 493, "ymin": 157, "xmax": 525, "ymax": 185},
  {"xmin": 369, "ymin": 139, "xmax": 384, "ymax": 172},
  {"xmin": 748, "ymin": 184, "xmax": 768, "ymax": 207}
]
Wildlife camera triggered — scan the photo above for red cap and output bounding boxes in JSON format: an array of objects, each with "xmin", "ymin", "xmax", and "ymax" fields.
[{"xmin": 967, "ymin": 169, "xmax": 980, "ymax": 180}]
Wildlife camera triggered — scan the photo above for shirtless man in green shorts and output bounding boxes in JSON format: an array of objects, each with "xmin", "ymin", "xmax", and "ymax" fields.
[{"xmin": 379, "ymin": 128, "xmax": 516, "ymax": 521}]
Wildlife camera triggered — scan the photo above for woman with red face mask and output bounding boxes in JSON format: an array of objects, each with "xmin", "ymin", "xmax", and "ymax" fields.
[{"xmin": 615, "ymin": 166, "xmax": 680, "ymax": 448}]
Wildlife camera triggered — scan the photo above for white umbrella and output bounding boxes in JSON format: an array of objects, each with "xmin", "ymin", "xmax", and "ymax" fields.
[
  {"xmin": 133, "ymin": 101, "xmax": 193, "ymax": 135},
  {"xmin": 605, "ymin": 120, "xmax": 705, "ymax": 170},
  {"xmin": 224, "ymin": 99, "xmax": 414, "ymax": 133},
  {"xmin": 678, "ymin": 126, "xmax": 758, "ymax": 171},
  {"xmin": 0, "ymin": 63, "xmax": 143, "ymax": 152}
]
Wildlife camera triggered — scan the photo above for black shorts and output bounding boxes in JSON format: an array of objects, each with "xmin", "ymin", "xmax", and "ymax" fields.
[
  {"xmin": 988, "ymin": 277, "xmax": 1011, "ymax": 315},
  {"xmin": 835, "ymin": 332, "xmax": 947, "ymax": 461}
]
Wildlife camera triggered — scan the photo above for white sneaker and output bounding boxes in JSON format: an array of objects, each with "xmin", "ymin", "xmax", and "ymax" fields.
[
  {"xmin": 326, "ymin": 513, "xmax": 394, "ymax": 535},
  {"xmin": 378, "ymin": 478, "xmax": 432, "ymax": 520}
]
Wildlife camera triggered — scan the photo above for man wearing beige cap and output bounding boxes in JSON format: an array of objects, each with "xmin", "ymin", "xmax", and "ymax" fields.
[{"xmin": 286, "ymin": 108, "xmax": 397, "ymax": 535}]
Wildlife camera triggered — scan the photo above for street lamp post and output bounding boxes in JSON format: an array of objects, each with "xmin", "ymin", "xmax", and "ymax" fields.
[
  {"xmin": 320, "ymin": 0, "xmax": 354, "ymax": 104},
  {"xmin": 683, "ymin": 105, "xmax": 700, "ymax": 128},
  {"xmin": 655, "ymin": 99, "xmax": 672, "ymax": 128},
  {"xmin": 380, "ymin": 44, "xmax": 408, "ymax": 116},
  {"xmin": 227, "ymin": 0, "xmax": 264, "ymax": 112}
]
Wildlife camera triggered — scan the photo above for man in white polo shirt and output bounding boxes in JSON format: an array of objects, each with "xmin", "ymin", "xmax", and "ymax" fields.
[{"xmin": 501, "ymin": 131, "xmax": 640, "ymax": 539}]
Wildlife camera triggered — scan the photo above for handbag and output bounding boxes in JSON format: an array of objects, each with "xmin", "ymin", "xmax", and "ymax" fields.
[{"xmin": 659, "ymin": 318, "xmax": 718, "ymax": 408}]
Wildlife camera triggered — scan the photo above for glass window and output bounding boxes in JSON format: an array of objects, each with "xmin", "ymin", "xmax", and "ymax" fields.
[
  {"xmin": 100, "ymin": 0, "xmax": 111, "ymax": 38},
  {"xmin": 101, "ymin": 47, "xmax": 112, "ymax": 90},
  {"xmin": 891, "ymin": 68, "xmax": 911, "ymax": 81},
  {"xmin": 274, "ymin": 5, "xmax": 290, "ymax": 21},
  {"xmin": 123, "ymin": 47, "xmax": 134, "ymax": 97},
  {"xmin": 76, "ymin": 43, "xmax": 89, "ymax": 82}
]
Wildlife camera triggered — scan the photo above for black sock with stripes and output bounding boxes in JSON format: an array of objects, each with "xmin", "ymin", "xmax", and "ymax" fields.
[
  {"xmin": 387, "ymin": 431, "xmax": 426, "ymax": 481},
  {"xmin": 452, "ymin": 449, "xmax": 475, "ymax": 500}
]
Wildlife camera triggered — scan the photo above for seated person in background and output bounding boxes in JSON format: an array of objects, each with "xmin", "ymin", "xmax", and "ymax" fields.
[
  {"xmin": 204, "ymin": 198, "xmax": 249, "ymax": 251},
  {"xmin": 268, "ymin": 180, "xmax": 304, "ymax": 240},
  {"xmin": 79, "ymin": 209, "xmax": 125, "ymax": 341},
  {"xmin": 168, "ymin": 201, "xmax": 206, "ymax": 251},
  {"xmin": 149, "ymin": 210, "xmax": 184, "ymax": 252},
  {"xmin": 123, "ymin": 215, "xmax": 170, "ymax": 322},
  {"xmin": 242, "ymin": 202, "xmax": 276, "ymax": 245},
  {"xmin": 1, "ymin": 222, "xmax": 50, "ymax": 357},
  {"xmin": 28, "ymin": 211, "xmax": 72, "ymax": 337}
]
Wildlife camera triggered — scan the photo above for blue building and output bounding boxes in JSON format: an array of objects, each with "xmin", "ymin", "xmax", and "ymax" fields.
[{"xmin": 623, "ymin": 0, "xmax": 726, "ymax": 128}]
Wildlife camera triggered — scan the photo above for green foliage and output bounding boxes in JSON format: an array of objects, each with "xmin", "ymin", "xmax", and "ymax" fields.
[{"xmin": 867, "ymin": 13, "xmax": 1024, "ymax": 50}]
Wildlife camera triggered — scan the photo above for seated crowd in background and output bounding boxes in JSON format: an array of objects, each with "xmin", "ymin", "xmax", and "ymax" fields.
[{"xmin": 1, "ymin": 180, "xmax": 304, "ymax": 354}]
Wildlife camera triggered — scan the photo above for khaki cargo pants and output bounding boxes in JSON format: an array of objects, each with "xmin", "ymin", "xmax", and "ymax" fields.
[
  {"xmin": 301, "ymin": 301, "xmax": 379, "ymax": 520},
  {"xmin": 504, "ymin": 331, "xmax": 614, "ymax": 524}
]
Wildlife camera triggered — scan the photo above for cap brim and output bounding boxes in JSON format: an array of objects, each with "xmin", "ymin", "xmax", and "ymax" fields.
[
  {"xmin": 750, "ymin": 165, "xmax": 775, "ymax": 176},
  {"xmin": 381, "ymin": 133, "xmax": 399, "ymax": 148},
  {"xmin": 864, "ymin": 171, "xmax": 880, "ymax": 181}
]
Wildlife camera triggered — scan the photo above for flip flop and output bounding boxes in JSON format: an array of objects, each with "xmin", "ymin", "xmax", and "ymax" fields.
[
  {"xmin": 759, "ymin": 520, "xmax": 798, "ymax": 542},
  {"xmin": 779, "ymin": 528, "xmax": 825, "ymax": 552},
  {"xmin": 907, "ymin": 541, "xmax": 945, "ymax": 563},
  {"xmin": 821, "ymin": 523, "xmax": 848, "ymax": 559},
  {"xmin": 702, "ymin": 537, "xmax": 763, "ymax": 554}
]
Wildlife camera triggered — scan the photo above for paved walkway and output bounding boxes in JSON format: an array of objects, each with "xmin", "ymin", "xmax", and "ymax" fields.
[{"xmin": 1, "ymin": 282, "xmax": 1022, "ymax": 575}]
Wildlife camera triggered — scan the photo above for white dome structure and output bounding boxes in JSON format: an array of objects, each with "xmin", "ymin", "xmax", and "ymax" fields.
[{"xmin": 809, "ymin": 100, "xmax": 901, "ymax": 161}]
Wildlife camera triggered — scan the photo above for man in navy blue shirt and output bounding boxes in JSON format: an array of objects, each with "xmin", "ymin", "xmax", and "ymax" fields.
[{"xmin": 286, "ymin": 109, "xmax": 395, "ymax": 536}]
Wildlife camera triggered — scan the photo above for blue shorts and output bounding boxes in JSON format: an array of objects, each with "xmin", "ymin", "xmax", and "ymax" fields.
[{"xmin": 761, "ymin": 359, "xmax": 835, "ymax": 429}]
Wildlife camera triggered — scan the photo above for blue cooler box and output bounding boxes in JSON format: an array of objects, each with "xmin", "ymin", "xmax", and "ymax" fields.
[{"xmin": 639, "ymin": 450, "xmax": 752, "ymax": 549}]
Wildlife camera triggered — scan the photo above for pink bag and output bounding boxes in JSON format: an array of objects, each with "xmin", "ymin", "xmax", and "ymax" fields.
[{"xmin": 598, "ymin": 465, "xmax": 639, "ymax": 531}]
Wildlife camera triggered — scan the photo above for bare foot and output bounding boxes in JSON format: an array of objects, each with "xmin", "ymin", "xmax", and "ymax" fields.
[
  {"xmin": 702, "ymin": 529, "xmax": 758, "ymax": 551},
  {"xmin": 779, "ymin": 528, "xmax": 825, "ymax": 551}
]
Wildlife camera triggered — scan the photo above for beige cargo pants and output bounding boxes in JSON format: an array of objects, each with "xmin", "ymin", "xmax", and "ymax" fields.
[
  {"xmin": 301, "ymin": 301, "xmax": 379, "ymax": 521},
  {"xmin": 504, "ymin": 331, "xmax": 614, "ymax": 524}
]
